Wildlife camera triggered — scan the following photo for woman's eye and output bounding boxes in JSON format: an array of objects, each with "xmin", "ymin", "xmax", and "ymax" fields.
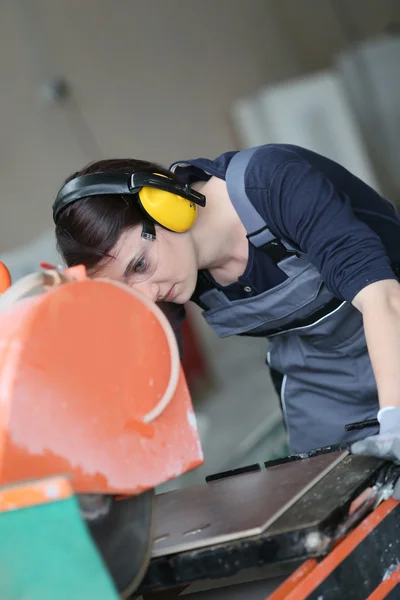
[{"xmin": 134, "ymin": 256, "xmax": 147, "ymax": 273}]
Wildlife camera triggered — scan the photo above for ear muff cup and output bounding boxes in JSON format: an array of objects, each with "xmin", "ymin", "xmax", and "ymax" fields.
[{"xmin": 138, "ymin": 186, "xmax": 197, "ymax": 233}]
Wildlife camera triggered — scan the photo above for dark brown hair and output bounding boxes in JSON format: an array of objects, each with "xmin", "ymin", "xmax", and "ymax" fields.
[{"xmin": 55, "ymin": 158, "xmax": 178, "ymax": 271}]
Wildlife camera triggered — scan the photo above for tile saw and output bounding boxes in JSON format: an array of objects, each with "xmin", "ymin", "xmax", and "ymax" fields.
[{"xmin": 1, "ymin": 261, "xmax": 399, "ymax": 599}]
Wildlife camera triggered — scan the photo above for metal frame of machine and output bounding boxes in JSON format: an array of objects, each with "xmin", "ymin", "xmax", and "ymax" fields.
[{"xmin": 138, "ymin": 449, "xmax": 400, "ymax": 599}]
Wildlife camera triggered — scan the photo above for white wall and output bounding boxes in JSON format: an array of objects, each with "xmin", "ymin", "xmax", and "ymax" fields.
[
  {"xmin": 0, "ymin": 0, "xmax": 302, "ymax": 253},
  {"xmin": 2, "ymin": 0, "xmax": 398, "ymax": 253},
  {"xmin": 273, "ymin": 0, "xmax": 400, "ymax": 71}
]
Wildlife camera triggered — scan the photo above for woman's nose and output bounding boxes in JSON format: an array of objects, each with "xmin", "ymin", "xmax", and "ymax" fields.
[{"xmin": 133, "ymin": 281, "xmax": 159, "ymax": 302}]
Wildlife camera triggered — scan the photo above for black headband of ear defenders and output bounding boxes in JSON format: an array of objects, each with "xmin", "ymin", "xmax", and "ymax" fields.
[{"xmin": 52, "ymin": 172, "xmax": 206, "ymax": 224}]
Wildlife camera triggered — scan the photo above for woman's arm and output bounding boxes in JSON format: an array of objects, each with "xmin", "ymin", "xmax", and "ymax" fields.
[
  {"xmin": 256, "ymin": 154, "xmax": 397, "ymax": 303},
  {"xmin": 351, "ymin": 279, "xmax": 400, "ymax": 498},
  {"xmin": 352, "ymin": 279, "xmax": 400, "ymax": 410}
]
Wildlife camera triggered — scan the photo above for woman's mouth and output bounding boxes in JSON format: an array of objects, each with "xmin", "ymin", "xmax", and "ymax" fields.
[{"xmin": 164, "ymin": 285, "xmax": 175, "ymax": 302}]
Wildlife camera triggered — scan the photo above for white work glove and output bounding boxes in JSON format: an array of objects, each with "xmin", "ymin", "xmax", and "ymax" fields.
[{"xmin": 351, "ymin": 407, "xmax": 400, "ymax": 499}]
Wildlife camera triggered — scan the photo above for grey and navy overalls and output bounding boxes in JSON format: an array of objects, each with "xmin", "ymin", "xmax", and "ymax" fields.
[{"xmin": 172, "ymin": 146, "xmax": 400, "ymax": 455}]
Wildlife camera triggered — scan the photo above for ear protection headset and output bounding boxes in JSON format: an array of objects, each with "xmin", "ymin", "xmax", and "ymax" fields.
[{"xmin": 52, "ymin": 172, "xmax": 206, "ymax": 233}]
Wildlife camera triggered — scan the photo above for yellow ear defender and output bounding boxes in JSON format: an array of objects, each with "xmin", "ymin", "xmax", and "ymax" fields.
[
  {"xmin": 53, "ymin": 171, "xmax": 206, "ymax": 233},
  {"xmin": 138, "ymin": 174, "xmax": 197, "ymax": 233}
]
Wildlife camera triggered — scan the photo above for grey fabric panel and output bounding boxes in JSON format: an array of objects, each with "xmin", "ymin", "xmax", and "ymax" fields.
[
  {"xmin": 200, "ymin": 289, "xmax": 231, "ymax": 308},
  {"xmin": 274, "ymin": 253, "xmax": 308, "ymax": 277},
  {"xmin": 282, "ymin": 375, "xmax": 378, "ymax": 453},
  {"xmin": 198, "ymin": 259, "xmax": 378, "ymax": 453},
  {"xmin": 267, "ymin": 301, "xmax": 379, "ymax": 452},
  {"xmin": 225, "ymin": 146, "xmax": 266, "ymax": 236},
  {"xmin": 201, "ymin": 262, "xmax": 328, "ymax": 337},
  {"xmin": 225, "ymin": 146, "xmax": 299, "ymax": 255},
  {"xmin": 247, "ymin": 228, "xmax": 276, "ymax": 247}
]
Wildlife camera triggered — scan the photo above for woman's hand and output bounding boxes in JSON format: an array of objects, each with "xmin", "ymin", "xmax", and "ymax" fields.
[{"xmin": 351, "ymin": 406, "xmax": 400, "ymax": 499}]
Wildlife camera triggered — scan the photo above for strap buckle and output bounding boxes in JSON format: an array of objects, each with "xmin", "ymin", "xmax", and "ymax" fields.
[{"xmin": 258, "ymin": 238, "xmax": 299, "ymax": 264}]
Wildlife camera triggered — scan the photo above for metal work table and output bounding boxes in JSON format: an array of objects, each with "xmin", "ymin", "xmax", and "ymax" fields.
[{"xmin": 137, "ymin": 447, "xmax": 391, "ymax": 598}]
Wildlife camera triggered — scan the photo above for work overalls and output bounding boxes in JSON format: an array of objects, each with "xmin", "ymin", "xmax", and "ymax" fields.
[{"xmin": 193, "ymin": 147, "xmax": 400, "ymax": 454}]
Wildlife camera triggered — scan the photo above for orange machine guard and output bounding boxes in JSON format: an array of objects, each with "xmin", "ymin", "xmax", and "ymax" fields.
[
  {"xmin": 0, "ymin": 271, "xmax": 203, "ymax": 495},
  {"xmin": 0, "ymin": 262, "xmax": 11, "ymax": 294}
]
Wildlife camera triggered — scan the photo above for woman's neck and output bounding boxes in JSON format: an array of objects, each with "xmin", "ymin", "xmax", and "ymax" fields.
[{"xmin": 191, "ymin": 177, "xmax": 249, "ymax": 286}]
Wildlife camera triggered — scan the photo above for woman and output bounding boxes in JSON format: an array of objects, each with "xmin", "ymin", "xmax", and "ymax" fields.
[{"xmin": 52, "ymin": 144, "xmax": 400, "ymax": 492}]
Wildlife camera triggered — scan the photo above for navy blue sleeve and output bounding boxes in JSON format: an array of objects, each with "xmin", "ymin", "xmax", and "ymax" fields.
[{"xmin": 246, "ymin": 150, "xmax": 396, "ymax": 302}]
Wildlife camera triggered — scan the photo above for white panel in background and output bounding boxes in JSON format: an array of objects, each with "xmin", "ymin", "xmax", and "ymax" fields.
[
  {"xmin": 0, "ymin": 229, "xmax": 62, "ymax": 281},
  {"xmin": 231, "ymin": 70, "xmax": 380, "ymax": 191},
  {"xmin": 336, "ymin": 35, "xmax": 400, "ymax": 192}
]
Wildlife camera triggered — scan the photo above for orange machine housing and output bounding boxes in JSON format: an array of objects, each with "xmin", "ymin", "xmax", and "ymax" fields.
[{"xmin": 0, "ymin": 269, "xmax": 203, "ymax": 495}]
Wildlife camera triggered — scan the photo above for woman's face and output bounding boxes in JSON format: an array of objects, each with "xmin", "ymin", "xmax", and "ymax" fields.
[{"xmin": 94, "ymin": 224, "xmax": 199, "ymax": 304}]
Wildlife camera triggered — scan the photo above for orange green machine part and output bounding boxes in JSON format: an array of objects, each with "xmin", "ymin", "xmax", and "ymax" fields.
[
  {"xmin": 0, "ymin": 475, "xmax": 120, "ymax": 600},
  {"xmin": 0, "ymin": 261, "xmax": 204, "ymax": 598}
]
